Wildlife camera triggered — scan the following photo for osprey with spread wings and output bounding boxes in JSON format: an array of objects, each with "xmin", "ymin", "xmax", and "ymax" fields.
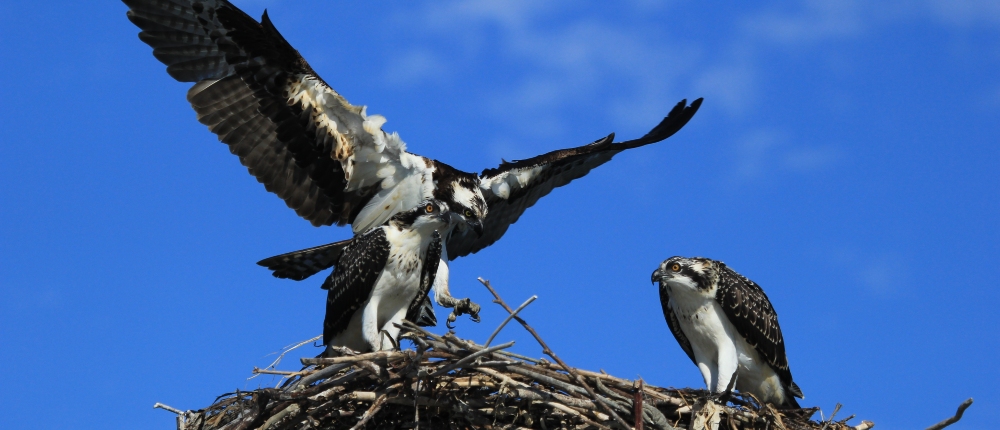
[{"xmin": 123, "ymin": 0, "xmax": 702, "ymax": 321}]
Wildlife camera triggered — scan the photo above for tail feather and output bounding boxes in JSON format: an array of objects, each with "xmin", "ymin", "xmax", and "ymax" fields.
[
  {"xmin": 788, "ymin": 380, "xmax": 804, "ymax": 399},
  {"xmin": 413, "ymin": 295, "xmax": 437, "ymax": 327},
  {"xmin": 257, "ymin": 239, "xmax": 351, "ymax": 280}
]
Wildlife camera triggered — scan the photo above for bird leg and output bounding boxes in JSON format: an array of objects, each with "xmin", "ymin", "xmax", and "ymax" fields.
[
  {"xmin": 378, "ymin": 329, "xmax": 400, "ymax": 351},
  {"xmin": 432, "ymin": 257, "xmax": 481, "ymax": 328},
  {"xmin": 710, "ymin": 373, "xmax": 738, "ymax": 405},
  {"xmin": 444, "ymin": 297, "xmax": 481, "ymax": 328}
]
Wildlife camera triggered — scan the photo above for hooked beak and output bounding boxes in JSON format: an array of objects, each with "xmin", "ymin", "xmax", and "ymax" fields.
[
  {"xmin": 467, "ymin": 219, "xmax": 484, "ymax": 237},
  {"xmin": 651, "ymin": 268, "xmax": 663, "ymax": 284}
]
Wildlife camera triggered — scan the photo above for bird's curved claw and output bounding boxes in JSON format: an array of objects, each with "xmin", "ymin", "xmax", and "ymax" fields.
[
  {"xmin": 710, "ymin": 375, "xmax": 738, "ymax": 405},
  {"xmin": 445, "ymin": 298, "xmax": 481, "ymax": 328}
]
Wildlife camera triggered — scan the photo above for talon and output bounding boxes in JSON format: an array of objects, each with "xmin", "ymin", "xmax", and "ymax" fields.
[{"xmin": 444, "ymin": 298, "xmax": 482, "ymax": 327}]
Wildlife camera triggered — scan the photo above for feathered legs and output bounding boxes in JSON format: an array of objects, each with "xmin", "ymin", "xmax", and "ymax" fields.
[
  {"xmin": 432, "ymin": 255, "xmax": 480, "ymax": 328},
  {"xmin": 362, "ymin": 296, "xmax": 385, "ymax": 351}
]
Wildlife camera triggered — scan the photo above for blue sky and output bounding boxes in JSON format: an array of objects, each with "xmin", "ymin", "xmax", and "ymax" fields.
[{"xmin": 1, "ymin": 1, "xmax": 998, "ymax": 428}]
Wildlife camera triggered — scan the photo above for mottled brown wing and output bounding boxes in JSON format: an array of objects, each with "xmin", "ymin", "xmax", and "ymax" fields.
[
  {"xmin": 659, "ymin": 285, "xmax": 697, "ymax": 365},
  {"xmin": 124, "ymin": 0, "xmax": 427, "ymax": 230},
  {"xmin": 321, "ymin": 228, "xmax": 390, "ymax": 346},
  {"xmin": 714, "ymin": 265, "xmax": 796, "ymax": 390},
  {"xmin": 405, "ymin": 231, "xmax": 442, "ymax": 327},
  {"xmin": 446, "ymin": 98, "xmax": 702, "ymax": 259}
]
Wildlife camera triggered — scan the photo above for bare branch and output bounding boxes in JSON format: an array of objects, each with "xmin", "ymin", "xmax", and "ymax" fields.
[
  {"xmin": 152, "ymin": 402, "xmax": 184, "ymax": 415},
  {"xmin": 925, "ymin": 398, "xmax": 973, "ymax": 430},
  {"xmin": 485, "ymin": 295, "xmax": 536, "ymax": 347}
]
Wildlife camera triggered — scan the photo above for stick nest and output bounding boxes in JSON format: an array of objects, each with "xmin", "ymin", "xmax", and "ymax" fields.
[{"xmin": 173, "ymin": 320, "xmax": 872, "ymax": 430}]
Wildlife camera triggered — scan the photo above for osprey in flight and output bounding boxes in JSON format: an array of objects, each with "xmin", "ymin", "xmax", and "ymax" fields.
[
  {"xmin": 651, "ymin": 257, "xmax": 803, "ymax": 408},
  {"xmin": 323, "ymin": 200, "xmax": 449, "ymax": 353},
  {"xmin": 123, "ymin": 0, "xmax": 702, "ymax": 318}
]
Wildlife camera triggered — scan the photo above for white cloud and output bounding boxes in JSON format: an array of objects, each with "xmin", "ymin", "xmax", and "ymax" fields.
[
  {"xmin": 693, "ymin": 62, "xmax": 756, "ymax": 115},
  {"xmin": 729, "ymin": 129, "xmax": 842, "ymax": 182},
  {"xmin": 383, "ymin": 49, "xmax": 450, "ymax": 86},
  {"xmin": 386, "ymin": 1, "xmax": 696, "ymax": 135},
  {"xmin": 743, "ymin": 0, "xmax": 866, "ymax": 45},
  {"xmin": 859, "ymin": 254, "xmax": 909, "ymax": 296},
  {"xmin": 922, "ymin": 0, "xmax": 1000, "ymax": 27},
  {"xmin": 782, "ymin": 145, "xmax": 843, "ymax": 172}
]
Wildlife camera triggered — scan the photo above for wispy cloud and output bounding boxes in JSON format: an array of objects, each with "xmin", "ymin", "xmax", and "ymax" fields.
[
  {"xmin": 383, "ymin": 49, "xmax": 450, "ymax": 86},
  {"xmin": 923, "ymin": 0, "xmax": 1000, "ymax": 27},
  {"xmin": 743, "ymin": 1, "xmax": 867, "ymax": 45},
  {"xmin": 385, "ymin": 0, "xmax": 698, "ymax": 134},
  {"xmin": 729, "ymin": 128, "xmax": 842, "ymax": 183},
  {"xmin": 859, "ymin": 253, "xmax": 910, "ymax": 296}
]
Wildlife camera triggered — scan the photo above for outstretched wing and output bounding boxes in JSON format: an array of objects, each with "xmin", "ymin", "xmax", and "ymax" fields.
[
  {"xmin": 321, "ymin": 228, "xmax": 390, "ymax": 346},
  {"xmin": 715, "ymin": 265, "xmax": 800, "ymax": 398},
  {"xmin": 124, "ymin": 0, "xmax": 432, "ymax": 232},
  {"xmin": 659, "ymin": 285, "xmax": 696, "ymax": 365},
  {"xmin": 446, "ymin": 98, "xmax": 702, "ymax": 259},
  {"xmin": 256, "ymin": 239, "xmax": 352, "ymax": 281},
  {"xmin": 406, "ymin": 231, "xmax": 442, "ymax": 327}
]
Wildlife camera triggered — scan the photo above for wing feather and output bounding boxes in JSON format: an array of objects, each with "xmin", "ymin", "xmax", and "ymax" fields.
[
  {"xmin": 406, "ymin": 231, "xmax": 441, "ymax": 327},
  {"xmin": 321, "ymin": 228, "xmax": 390, "ymax": 346},
  {"xmin": 659, "ymin": 285, "xmax": 696, "ymax": 365},
  {"xmin": 715, "ymin": 265, "xmax": 801, "ymax": 398},
  {"xmin": 124, "ymin": 0, "xmax": 432, "ymax": 230},
  {"xmin": 447, "ymin": 98, "xmax": 702, "ymax": 258}
]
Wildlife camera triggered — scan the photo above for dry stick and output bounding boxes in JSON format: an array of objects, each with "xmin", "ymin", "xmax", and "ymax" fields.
[
  {"xmin": 925, "ymin": 398, "xmax": 973, "ymax": 430},
  {"xmin": 349, "ymin": 392, "xmax": 390, "ymax": 430},
  {"xmin": 248, "ymin": 335, "xmax": 322, "ymax": 382},
  {"xmin": 546, "ymin": 401, "xmax": 614, "ymax": 430},
  {"xmin": 153, "ymin": 402, "xmax": 184, "ymax": 415},
  {"xmin": 429, "ymin": 341, "xmax": 516, "ymax": 377},
  {"xmin": 484, "ymin": 295, "xmax": 537, "ymax": 347},
  {"xmin": 478, "ymin": 277, "xmax": 633, "ymax": 430},
  {"xmin": 634, "ymin": 379, "xmax": 644, "ymax": 430},
  {"xmin": 820, "ymin": 403, "xmax": 842, "ymax": 430},
  {"xmin": 252, "ymin": 367, "xmax": 306, "ymax": 377},
  {"xmin": 302, "ymin": 350, "xmax": 406, "ymax": 366}
]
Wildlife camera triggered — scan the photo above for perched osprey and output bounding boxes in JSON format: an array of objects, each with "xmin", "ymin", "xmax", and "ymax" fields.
[
  {"xmin": 123, "ymin": 0, "xmax": 702, "ymax": 319},
  {"xmin": 324, "ymin": 200, "xmax": 450, "ymax": 353},
  {"xmin": 651, "ymin": 257, "xmax": 803, "ymax": 408}
]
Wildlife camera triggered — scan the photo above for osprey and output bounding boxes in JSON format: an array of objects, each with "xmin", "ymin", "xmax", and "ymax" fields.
[
  {"xmin": 651, "ymin": 257, "xmax": 803, "ymax": 408},
  {"xmin": 324, "ymin": 200, "xmax": 450, "ymax": 353},
  {"xmin": 123, "ymin": 0, "xmax": 702, "ymax": 319}
]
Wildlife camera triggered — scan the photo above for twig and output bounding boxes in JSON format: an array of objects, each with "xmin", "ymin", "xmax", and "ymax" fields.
[
  {"xmin": 248, "ymin": 335, "xmax": 322, "ymax": 381},
  {"xmin": 288, "ymin": 363, "xmax": 350, "ymax": 391},
  {"xmin": 925, "ymin": 398, "xmax": 973, "ymax": 430},
  {"xmin": 429, "ymin": 341, "xmax": 515, "ymax": 377},
  {"xmin": 546, "ymin": 401, "xmax": 614, "ymax": 430},
  {"xmin": 302, "ymin": 350, "xmax": 406, "ymax": 366},
  {"xmin": 349, "ymin": 392, "xmax": 390, "ymax": 430},
  {"xmin": 634, "ymin": 379, "xmax": 644, "ymax": 430},
  {"xmin": 820, "ymin": 403, "xmax": 842, "ymax": 430},
  {"xmin": 153, "ymin": 402, "xmax": 184, "ymax": 415},
  {"xmin": 485, "ymin": 295, "xmax": 536, "ymax": 347},
  {"xmin": 252, "ymin": 367, "xmax": 306, "ymax": 377},
  {"xmin": 478, "ymin": 277, "xmax": 633, "ymax": 430}
]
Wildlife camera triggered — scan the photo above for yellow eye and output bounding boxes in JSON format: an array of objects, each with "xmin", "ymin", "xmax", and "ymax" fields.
[
  {"xmin": 425, "ymin": 204, "xmax": 434, "ymax": 213},
  {"xmin": 464, "ymin": 209, "xmax": 473, "ymax": 217},
  {"xmin": 671, "ymin": 264, "xmax": 680, "ymax": 272}
]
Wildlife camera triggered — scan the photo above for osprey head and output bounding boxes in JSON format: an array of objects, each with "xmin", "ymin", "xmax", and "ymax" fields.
[
  {"xmin": 651, "ymin": 256, "xmax": 721, "ymax": 296},
  {"xmin": 442, "ymin": 177, "xmax": 487, "ymax": 237},
  {"xmin": 391, "ymin": 199, "xmax": 451, "ymax": 231}
]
